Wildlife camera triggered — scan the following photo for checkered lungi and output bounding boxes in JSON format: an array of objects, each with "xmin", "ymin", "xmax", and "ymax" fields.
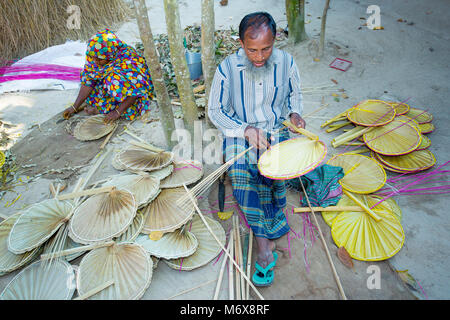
[{"xmin": 223, "ymin": 129, "xmax": 291, "ymax": 239}]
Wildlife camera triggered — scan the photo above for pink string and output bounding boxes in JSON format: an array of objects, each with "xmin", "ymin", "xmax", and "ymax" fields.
[{"xmin": 371, "ymin": 160, "xmax": 450, "ymax": 208}]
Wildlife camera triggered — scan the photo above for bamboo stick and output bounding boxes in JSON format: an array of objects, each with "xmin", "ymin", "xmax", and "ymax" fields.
[
  {"xmin": 100, "ymin": 124, "xmax": 119, "ymax": 150},
  {"xmin": 168, "ymin": 279, "xmax": 216, "ymax": 300},
  {"xmin": 182, "ymin": 184, "xmax": 264, "ymax": 300},
  {"xmin": 40, "ymin": 241, "xmax": 115, "ymax": 261},
  {"xmin": 332, "ymin": 126, "xmax": 374, "ymax": 148},
  {"xmin": 228, "ymin": 229, "xmax": 234, "ymax": 300},
  {"xmin": 298, "ymin": 178, "xmax": 347, "ymax": 300},
  {"xmin": 73, "ymin": 279, "xmax": 114, "ymax": 300},
  {"xmin": 282, "ymin": 120, "xmax": 319, "ymax": 140},
  {"xmin": 56, "ymin": 186, "xmax": 114, "ymax": 201},
  {"xmin": 0, "ymin": 213, "xmax": 9, "ymax": 220},
  {"xmin": 342, "ymin": 189, "xmax": 382, "ymax": 222},
  {"xmin": 294, "ymin": 206, "xmax": 364, "ymax": 213},
  {"xmin": 326, "ymin": 121, "xmax": 352, "ymax": 133},
  {"xmin": 213, "ymin": 236, "xmax": 233, "ymax": 300},
  {"xmin": 233, "ymin": 217, "xmax": 241, "ymax": 300},
  {"xmin": 246, "ymin": 229, "xmax": 253, "ymax": 300},
  {"xmin": 236, "ymin": 218, "xmax": 246, "ymax": 300},
  {"xmin": 321, "ymin": 110, "xmax": 349, "ymax": 128},
  {"xmin": 129, "ymin": 140, "xmax": 164, "ymax": 153}
]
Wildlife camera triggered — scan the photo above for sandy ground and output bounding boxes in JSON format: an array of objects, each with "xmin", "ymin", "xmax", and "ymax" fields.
[{"xmin": 0, "ymin": 0, "xmax": 449, "ymax": 300}]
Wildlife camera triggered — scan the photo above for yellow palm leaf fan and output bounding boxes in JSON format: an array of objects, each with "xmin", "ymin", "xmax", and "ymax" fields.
[
  {"xmin": 102, "ymin": 173, "xmax": 161, "ymax": 208},
  {"xmin": 370, "ymin": 195, "xmax": 402, "ymax": 222},
  {"xmin": 321, "ymin": 193, "xmax": 353, "ymax": 227},
  {"xmin": 418, "ymin": 122, "xmax": 435, "ymax": 134},
  {"xmin": 165, "ymin": 215, "xmax": 226, "ymax": 271},
  {"xmin": 117, "ymin": 145, "xmax": 174, "ymax": 172},
  {"xmin": 388, "ymin": 101, "xmax": 410, "ymax": 115},
  {"xmin": 363, "ymin": 119, "xmax": 422, "ymax": 156},
  {"xmin": 405, "ymin": 108, "xmax": 433, "ymax": 124},
  {"xmin": 416, "ymin": 134, "xmax": 431, "ymax": 150},
  {"xmin": 372, "ymin": 149, "xmax": 436, "ymax": 173},
  {"xmin": 0, "ymin": 259, "xmax": 76, "ymax": 300},
  {"xmin": 327, "ymin": 153, "xmax": 386, "ymax": 194},
  {"xmin": 0, "ymin": 151, "xmax": 5, "ymax": 169},
  {"xmin": 141, "ymin": 187, "xmax": 195, "ymax": 235},
  {"xmin": 160, "ymin": 160, "xmax": 204, "ymax": 188},
  {"xmin": 346, "ymin": 99, "xmax": 396, "ymax": 127},
  {"xmin": 258, "ymin": 136, "xmax": 327, "ymax": 180},
  {"xmin": 331, "ymin": 192, "xmax": 405, "ymax": 261},
  {"xmin": 73, "ymin": 114, "xmax": 118, "ymax": 141},
  {"xmin": 76, "ymin": 242, "xmax": 153, "ymax": 300},
  {"xmin": 7, "ymin": 199, "xmax": 74, "ymax": 255},
  {"xmin": 68, "ymin": 188, "xmax": 137, "ymax": 245},
  {"xmin": 0, "ymin": 213, "xmax": 42, "ymax": 274},
  {"xmin": 135, "ymin": 225, "xmax": 198, "ymax": 259},
  {"xmin": 395, "ymin": 115, "xmax": 420, "ymax": 131}
]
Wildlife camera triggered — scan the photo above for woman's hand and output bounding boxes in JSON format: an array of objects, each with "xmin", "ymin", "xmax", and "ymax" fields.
[
  {"xmin": 62, "ymin": 105, "xmax": 78, "ymax": 120},
  {"xmin": 104, "ymin": 109, "xmax": 121, "ymax": 124}
]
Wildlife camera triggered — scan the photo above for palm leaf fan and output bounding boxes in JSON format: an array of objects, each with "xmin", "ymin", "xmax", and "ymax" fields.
[
  {"xmin": 76, "ymin": 242, "xmax": 152, "ymax": 300},
  {"xmin": 373, "ymin": 149, "xmax": 436, "ymax": 173},
  {"xmin": 0, "ymin": 213, "xmax": 41, "ymax": 274},
  {"xmin": 160, "ymin": 160, "xmax": 204, "ymax": 188},
  {"xmin": 73, "ymin": 114, "xmax": 118, "ymax": 141},
  {"xmin": 7, "ymin": 199, "xmax": 74, "ymax": 254},
  {"xmin": 0, "ymin": 260, "xmax": 76, "ymax": 300},
  {"xmin": 321, "ymin": 193, "xmax": 353, "ymax": 227},
  {"xmin": 135, "ymin": 225, "xmax": 198, "ymax": 259},
  {"xmin": 68, "ymin": 188, "xmax": 137, "ymax": 245},
  {"xmin": 258, "ymin": 137, "xmax": 327, "ymax": 180},
  {"xmin": 42, "ymin": 225, "xmax": 84, "ymax": 262},
  {"xmin": 418, "ymin": 122, "xmax": 435, "ymax": 134},
  {"xmin": 102, "ymin": 173, "xmax": 161, "ymax": 208},
  {"xmin": 147, "ymin": 164, "xmax": 174, "ymax": 180},
  {"xmin": 141, "ymin": 187, "xmax": 195, "ymax": 234},
  {"xmin": 416, "ymin": 134, "xmax": 431, "ymax": 150},
  {"xmin": 363, "ymin": 119, "xmax": 422, "ymax": 156},
  {"xmin": 327, "ymin": 153, "xmax": 386, "ymax": 194},
  {"xmin": 165, "ymin": 215, "xmax": 226, "ymax": 271},
  {"xmin": 388, "ymin": 101, "xmax": 410, "ymax": 115},
  {"xmin": 114, "ymin": 210, "xmax": 145, "ymax": 243},
  {"xmin": 117, "ymin": 145, "xmax": 174, "ymax": 172},
  {"xmin": 346, "ymin": 99, "xmax": 396, "ymax": 127},
  {"xmin": 112, "ymin": 152, "xmax": 126, "ymax": 171},
  {"xmin": 395, "ymin": 115, "xmax": 420, "ymax": 131},
  {"xmin": 405, "ymin": 108, "xmax": 433, "ymax": 124},
  {"xmin": 331, "ymin": 193, "xmax": 405, "ymax": 261}
]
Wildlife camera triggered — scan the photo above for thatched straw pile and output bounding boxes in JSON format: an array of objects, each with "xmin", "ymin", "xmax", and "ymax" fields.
[{"xmin": 0, "ymin": 0, "xmax": 131, "ymax": 62}]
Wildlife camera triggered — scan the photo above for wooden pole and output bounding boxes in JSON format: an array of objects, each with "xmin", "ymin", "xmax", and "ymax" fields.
[
  {"xmin": 134, "ymin": 0, "xmax": 176, "ymax": 148},
  {"xmin": 318, "ymin": 0, "xmax": 331, "ymax": 57},
  {"xmin": 298, "ymin": 178, "xmax": 347, "ymax": 300},
  {"xmin": 201, "ymin": 0, "xmax": 216, "ymax": 129},
  {"xmin": 163, "ymin": 0, "xmax": 198, "ymax": 138}
]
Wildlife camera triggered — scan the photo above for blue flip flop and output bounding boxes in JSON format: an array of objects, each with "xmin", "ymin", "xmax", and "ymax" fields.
[{"xmin": 252, "ymin": 252, "xmax": 278, "ymax": 287}]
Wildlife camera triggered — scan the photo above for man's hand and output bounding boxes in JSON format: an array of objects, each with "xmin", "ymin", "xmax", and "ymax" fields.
[
  {"xmin": 289, "ymin": 113, "xmax": 306, "ymax": 133},
  {"xmin": 244, "ymin": 126, "xmax": 270, "ymax": 150}
]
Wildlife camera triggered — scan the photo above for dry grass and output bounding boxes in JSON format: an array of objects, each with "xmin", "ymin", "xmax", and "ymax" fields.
[{"xmin": 0, "ymin": 0, "xmax": 131, "ymax": 62}]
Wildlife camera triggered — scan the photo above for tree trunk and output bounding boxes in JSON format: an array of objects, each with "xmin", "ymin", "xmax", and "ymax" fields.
[
  {"xmin": 285, "ymin": 0, "xmax": 308, "ymax": 44},
  {"xmin": 133, "ymin": 0, "xmax": 176, "ymax": 149},
  {"xmin": 163, "ymin": 0, "xmax": 198, "ymax": 138},
  {"xmin": 318, "ymin": 0, "xmax": 331, "ymax": 57},
  {"xmin": 201, "ymin": 0, "xmax": 216, "ymax": 129}
]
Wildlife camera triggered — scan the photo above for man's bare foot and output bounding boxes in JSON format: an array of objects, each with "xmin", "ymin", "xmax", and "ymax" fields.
[
  {"xmin": 85, "ymin": 106, "xmax": 99, "ymax": 115},
  {"xmin": 256, "ymin": 238, "xmax": 277, "ymax": 270}
]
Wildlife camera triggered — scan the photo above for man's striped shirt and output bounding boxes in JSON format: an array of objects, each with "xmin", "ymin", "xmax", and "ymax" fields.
[{"xmin": 208, "ymin": 47, "xmax": 303, "ymax": 138}]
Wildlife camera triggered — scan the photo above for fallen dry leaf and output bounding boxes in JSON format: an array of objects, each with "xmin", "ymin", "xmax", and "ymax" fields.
[
  {"xmin": 337, "ymin": 246, "xmax": 354, "ymax": 269},
  {"xmin": 331, "ymin": 79, "xmax": 338, "ymax": 85}
]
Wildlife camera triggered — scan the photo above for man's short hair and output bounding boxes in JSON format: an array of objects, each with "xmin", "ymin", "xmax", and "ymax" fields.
[{"xmin": 239, "ymin": 12, "xmax": 277, "ymax": 40}]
